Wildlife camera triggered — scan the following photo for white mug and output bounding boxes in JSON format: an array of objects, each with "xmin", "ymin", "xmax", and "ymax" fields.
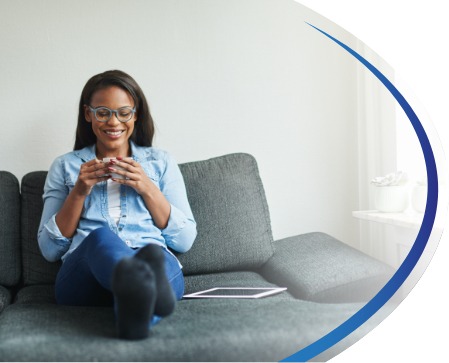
[{"xmin": 103, "ymin": 157, "xmax": 133, "ymax": 180}]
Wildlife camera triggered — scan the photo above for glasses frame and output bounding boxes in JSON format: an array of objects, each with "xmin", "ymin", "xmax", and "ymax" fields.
[{"xmin": 88, "ymin": 106, "xmax": 136, "ymax": 123}]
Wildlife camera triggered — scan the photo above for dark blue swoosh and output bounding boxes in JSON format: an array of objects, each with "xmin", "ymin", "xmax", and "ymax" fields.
[{"xmin": 281, "ymin": 23, "xmax": 438, "ymax": 362}]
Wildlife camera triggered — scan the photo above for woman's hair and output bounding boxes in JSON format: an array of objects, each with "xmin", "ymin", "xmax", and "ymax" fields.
[{"xmin": 74, "ymin": 70, "xmax": 154, "ymax": 150}]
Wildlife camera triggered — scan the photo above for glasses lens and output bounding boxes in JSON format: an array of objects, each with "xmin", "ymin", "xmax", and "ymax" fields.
[
  {"xmin": 95, "ymin": 107, "xmax": 111, "ymax": 122},
  {"xmin": 117, "ymin": 107, "xmax": 134, "ymax": 122}
]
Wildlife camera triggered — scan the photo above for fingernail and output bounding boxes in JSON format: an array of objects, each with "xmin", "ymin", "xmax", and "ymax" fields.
[{"xmin": 116, "ymin": 156, "xmax": 123, "ymax": 160}]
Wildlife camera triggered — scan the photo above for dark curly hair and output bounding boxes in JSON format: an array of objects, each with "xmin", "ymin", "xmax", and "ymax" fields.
[{"xmin": 74, "ymin": 70, "xmax": 154, "ymax": 150}]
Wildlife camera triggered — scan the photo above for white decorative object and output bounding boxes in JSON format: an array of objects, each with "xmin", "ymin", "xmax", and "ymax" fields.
[
  {"xmin": 373, "ymin": 185, "xmax": 408, "ymax": 212},
  {"xmin": 371, "ymin": 172, "xmax": 408, "ymax": 213}
]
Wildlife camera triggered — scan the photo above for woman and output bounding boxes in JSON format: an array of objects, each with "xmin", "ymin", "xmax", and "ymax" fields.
[{"xmin": 38, "ymin": 70, "xmax": 197, "ymax": 340}]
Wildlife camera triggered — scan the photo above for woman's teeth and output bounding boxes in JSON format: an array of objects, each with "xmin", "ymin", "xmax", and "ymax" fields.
[{"xmin": 105, "ymin": 130, "xmax": 124, "ymax": 136}]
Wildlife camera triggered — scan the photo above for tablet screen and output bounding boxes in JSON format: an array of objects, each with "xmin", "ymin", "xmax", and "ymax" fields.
[{"xmin": 183, "ymin": 287, "xmax": 287, "ymax": 299}]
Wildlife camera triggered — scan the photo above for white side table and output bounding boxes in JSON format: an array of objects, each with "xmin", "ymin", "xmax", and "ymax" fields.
[{"xmin": 352, "ymin": 210, "xmax": 423, "ymax": 230}]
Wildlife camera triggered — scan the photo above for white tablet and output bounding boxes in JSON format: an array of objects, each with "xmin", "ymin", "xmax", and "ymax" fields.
[{"xmin": 183, "ymin": 287, "xmax": 287, "ymax": 299}]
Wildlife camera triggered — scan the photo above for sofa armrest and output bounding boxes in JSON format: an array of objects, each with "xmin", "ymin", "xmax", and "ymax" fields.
[
  {"xmin": 0, "ymin": 285, "xmax": 11, "ymax": 313},
  {"xmin": 259, "ymin": 232, "xmax": 395, "ymax": 303}
]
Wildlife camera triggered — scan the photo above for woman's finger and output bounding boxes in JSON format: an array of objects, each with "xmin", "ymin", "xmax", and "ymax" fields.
[{"xmin": 82, "ymin": 161, "xmax": 110, "ymax": 177}]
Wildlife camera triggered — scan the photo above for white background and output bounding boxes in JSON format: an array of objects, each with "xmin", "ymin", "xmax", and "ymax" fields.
[
  {"xmin": 1, "ymin": 1, "xmax": 447, "ymax": 361},
  {"xmin": 0, "ymin": 0, "xmax": 378, "ymax": 250},
  {"xmin": 297, "ymin": 1, "xmax": 449, "ymax": 362}
]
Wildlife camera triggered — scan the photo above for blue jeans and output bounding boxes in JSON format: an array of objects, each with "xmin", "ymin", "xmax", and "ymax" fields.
[{"xmin": 55, "ymin": 227, "xmax": 184, "ymax": 326}]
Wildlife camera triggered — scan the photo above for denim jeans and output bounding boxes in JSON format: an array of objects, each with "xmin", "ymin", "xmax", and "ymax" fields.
[{"xmin": 55, "ymin": 227, "xmax": 184, "ymax": 326}]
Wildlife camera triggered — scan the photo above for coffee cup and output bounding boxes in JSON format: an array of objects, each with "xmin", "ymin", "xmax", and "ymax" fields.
[{"xmin": 103, "ymin": 157, "xmax": 133, "ymax": 179}]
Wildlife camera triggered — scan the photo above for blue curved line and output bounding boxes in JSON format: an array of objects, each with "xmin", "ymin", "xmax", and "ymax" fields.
[{"xmin": 281, "ymin": 23, "xmax": 439, "ymax": 362}]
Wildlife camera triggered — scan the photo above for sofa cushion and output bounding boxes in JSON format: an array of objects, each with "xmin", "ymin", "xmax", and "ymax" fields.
[
  {"xmin": 178, "ymin": 153, "xmax": 274, "ymax": 275},
  {"xmin": 0, "ymin": 296, "xmax": 391, "ymax": 361},
  {"xmin": 260, "ymin": 233, "xmax": 395, "ymax": 303},
  {"xmin": 14, "ymin": 272, "xmax": 285, "ymax": 305},
  {"xmin": 14, "ymin": 285, "xmax": 56, "ymax": 305},
  {"xmin": 21, "ymin": 172, "xmax": 61, "ymax": 286},
  {"xmin": 18, "ymin": 268, "xmax": 284, "ymax": 301},
  {"xmin": 0, "ymin": 286, "xmax": 11, "ymax": 313},
  {"xmin": 0, "ymin": 171, "xmax": 21, "ymax": 286}
]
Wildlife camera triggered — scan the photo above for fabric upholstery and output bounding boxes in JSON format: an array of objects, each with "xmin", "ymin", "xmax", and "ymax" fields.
[
  {"xmin": 0, "ymin": 296, "xmax": 390, "ymax": 362},
  {"xmin": 178, "ymin": 153, "xmax": 275, "ymax": 275},
  {"xmin": 21, "ymin": 172, "xmax": 61, "ymax": 286},
  {"xmin": 0, "ymin": 171, "xmax": 21, "ymax": 286},
  {"xmin": 0, "ymin": 286, "xmax": 11, "ymax": 313},
  {"xmin": 260, "ymin": 232, "xmax": 395, "ymax": 303},
  {"xmin": 14, "ymin": 285, "xmax": 56, "ymax": 305},
  {"xmin": 14, "ymin": 272, "xmax": 285, "ymax": 305}
]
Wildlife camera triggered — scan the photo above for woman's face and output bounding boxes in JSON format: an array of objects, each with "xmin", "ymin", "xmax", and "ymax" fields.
[{"xmin": 84, "ymin": 86, "xmax": 137, "ymax": 157}]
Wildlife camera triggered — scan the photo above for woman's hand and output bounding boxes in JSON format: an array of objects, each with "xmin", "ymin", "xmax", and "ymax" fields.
[
  {"xmin": 107, "ymin": 157, "xmax": 154, "ymax": 196},
  {"xmin": 108, "ymin": 157, "xmax": 171, "ymax": 229},
  {"xmin": 73, "ymin": 159, "xmax": 110, "ymax": 196}
]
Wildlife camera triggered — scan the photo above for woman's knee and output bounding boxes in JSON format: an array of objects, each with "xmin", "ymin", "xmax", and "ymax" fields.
[
  {"xmin": 89, "ymin": 227, "xmax": 114, "ymax": 239},
  {"xmin": 84, "ymin": 227, "xmax": 119, "ymax": 251}
]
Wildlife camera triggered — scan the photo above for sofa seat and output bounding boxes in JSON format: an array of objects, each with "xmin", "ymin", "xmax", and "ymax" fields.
[
  {"xmin": 0, "ymin": 290, "xmax": 383, "ymax": 362},
  {"xmin": 1, "ymin": 271, "xmax": 390, "ymax": 361}
]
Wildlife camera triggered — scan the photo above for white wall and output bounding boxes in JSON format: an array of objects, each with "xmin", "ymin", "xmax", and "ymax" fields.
[{"xmin": 0, "ymin": 0, "xmax": 364, "ymax": 246}]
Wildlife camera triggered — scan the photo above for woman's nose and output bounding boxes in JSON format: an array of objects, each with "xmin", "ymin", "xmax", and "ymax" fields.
[{"xmin": 107, "ymin": 112, "xmax": 121, "ymax": 125}]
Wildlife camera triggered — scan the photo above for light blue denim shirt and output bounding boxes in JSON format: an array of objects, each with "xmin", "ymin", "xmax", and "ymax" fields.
[{"xmin": 38, "ymin": 141, "xmax": 197, "ymax": 264}]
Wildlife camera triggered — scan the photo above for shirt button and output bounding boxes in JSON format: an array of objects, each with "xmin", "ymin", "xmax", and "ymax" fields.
[
  {"xmin": 118, "ymin": 227, "xmax": 123, "ymax": 231},
  {"xmin": 125, "ymin": 240, "xmax": 131, "ymax": 246},
  {"xmin": 122, "ymin": 215, "xmax": 127, "ymax": 218}
]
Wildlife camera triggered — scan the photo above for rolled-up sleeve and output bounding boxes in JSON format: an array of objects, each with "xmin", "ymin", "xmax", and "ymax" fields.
[
  {"xmin": 160, "ymin": 154, "xmax": 197, "ymax": 253},
  {"xmin": 37, "ymin": 157, "xmax": 71, "ymax": 262}
]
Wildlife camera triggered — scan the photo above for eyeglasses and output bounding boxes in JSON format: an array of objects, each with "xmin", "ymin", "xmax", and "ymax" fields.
[{"xmin": 88, "ymin": 106, "xmax": 136, "ymax": 123}]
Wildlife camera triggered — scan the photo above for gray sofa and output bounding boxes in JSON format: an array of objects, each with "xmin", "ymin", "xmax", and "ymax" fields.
[{"xmin": 0, "ymin": 153, "xmax": 394, "ymax": 361}]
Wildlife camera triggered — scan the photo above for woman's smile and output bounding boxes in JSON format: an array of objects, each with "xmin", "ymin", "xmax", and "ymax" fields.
[{"xmin": 103, "ymin": 129, "xmax": 126, "ymax": 139}]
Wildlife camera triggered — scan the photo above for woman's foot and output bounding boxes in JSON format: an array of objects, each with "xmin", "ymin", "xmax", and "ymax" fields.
[
  {"xmin": 112, "ymin": 257, "xmax": 156, "ymax": 340},
  {"xmin": 135, "ymin": 244, "xmax": 176, "ymax": 317}
]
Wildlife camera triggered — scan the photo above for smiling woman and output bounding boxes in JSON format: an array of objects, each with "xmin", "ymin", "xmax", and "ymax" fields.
[
  {"xmin": 84, "ymin": 86, "xmax": 137, "ymax": 159},
  {"xmin": 37, "ymin": 70, "xmax": 197, "ymax": 340},
  {"xmin": 74, "ymin": 70, "xmax": 154, "ymax": 152}
]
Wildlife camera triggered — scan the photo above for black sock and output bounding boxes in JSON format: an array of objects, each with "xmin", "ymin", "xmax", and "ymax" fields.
[
  {"xmin": 135, "ymin": 244, "xmax": 176, "ymax": 317},
  {"xmin": 112, "ymin": 257, "xmax": 156, "ymax": 340}
]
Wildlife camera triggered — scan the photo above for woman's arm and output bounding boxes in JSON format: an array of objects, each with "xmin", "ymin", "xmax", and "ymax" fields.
[
  {"xmin": 157, "ymin": 153, "xmax": 197, "ymax": 253},
  {"xmin": 38, "ymin": 157, "xmax": 72, "ymax": 262},
  {"xmin": 38, "ymin": 157, "xmax": 110, "ymax": 262},
  {"xmin": 110, "ymin": 154, "xmax": 197, "ymax": 253},
  {"xmin": 55, "ymin": 159, "xmax": 110, "ymax": 238}
]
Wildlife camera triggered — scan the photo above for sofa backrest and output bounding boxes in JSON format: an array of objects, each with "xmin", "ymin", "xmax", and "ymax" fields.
[
  {"xmin": 18, "ymin": 153, "xmax": 274, "ymax": 285},
  {"xmin": 177, "ymin": 153, "xmax": 274, "ymax": 274},
  {"xmin": 21, "ymin": 172, "xmax": 61, "ymax": 285},
  {"xmin": 0, "ymin": 171, "xmax": 22, "ymax": 287}
]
